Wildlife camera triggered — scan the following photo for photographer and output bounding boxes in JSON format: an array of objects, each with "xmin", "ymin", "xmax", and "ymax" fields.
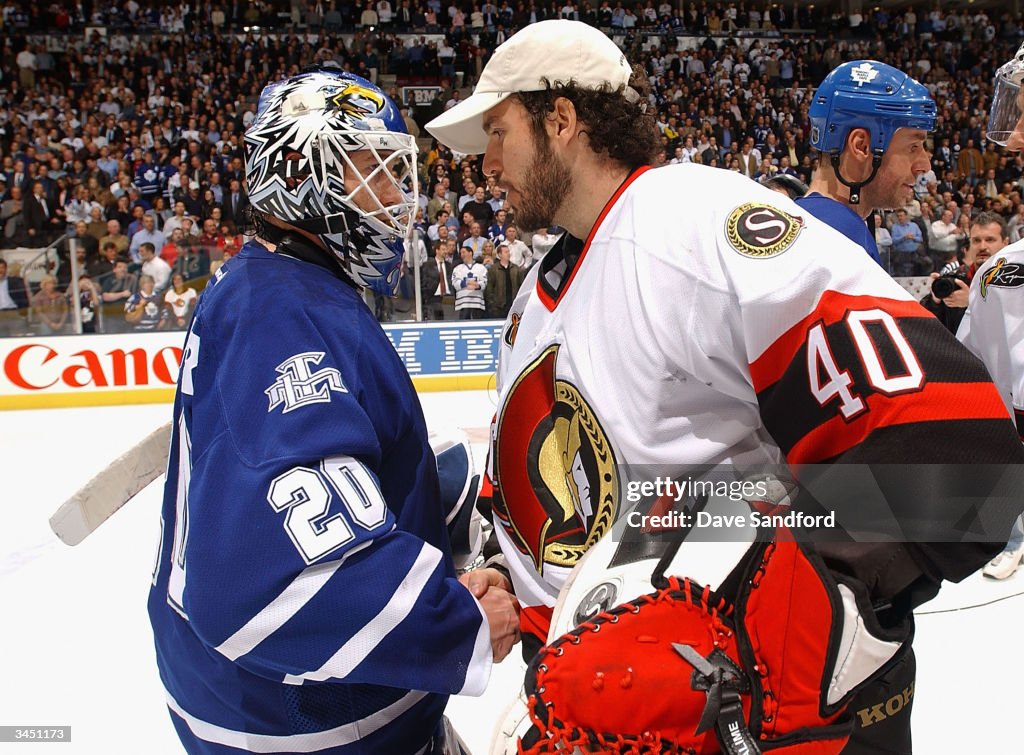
[{"xmin": 921, "ymin": 212, "xmax": 1008, "ymax": 333}]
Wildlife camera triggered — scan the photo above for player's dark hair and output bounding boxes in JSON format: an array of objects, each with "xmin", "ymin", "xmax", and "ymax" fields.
[
  {"xmin": 970, "ymin": 211, "xmax": 1008, "ymax": 240},
  {"xmin": 513, "ymin": 66, "xmax": 660, "ymax": 170}
]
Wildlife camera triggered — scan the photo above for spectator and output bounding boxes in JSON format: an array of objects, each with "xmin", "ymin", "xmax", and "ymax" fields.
[
  {"xmin": 1008, "ymin": 204, "xmax": 1024, "ymax": 244},
  {"xmin": 162, "ymin": 272, "xmax": 197, "ymax": 330},
  {"xmin": 873, "ymin": 211, "xmax": 894, "ymax": 273},
  {"xmin": 530, "ymin": 226, "xmax": 561, "ymax": 264},
  {"xmin": 135, "ymin": 152, "xmax": 162, "ymax": 202},
  {"xmin": 929, "ymin": 208, "xmax": 963, "ymax": 272},
  {"xmin": 59, "ymin": 220, "xmax": 99, "ymax": 265},
  {"xmin": 957, "ymin": 138, "xmax": 985, "ymax": 183},
  {"xmin": 484, "ymin": 242, "xmax": 524, "ymax": 318},
  {"xmin": 23, "ymin": 181, "xmax": 63, "ymax": 243},
  {"xmin": 85, "ymin": 205, "xmax": 107, "ymax": 241},
  {"xmin": 222, "ymin": 178, "xmax": 249, "ymax": 230},
  {"xmin": 99, "ymin": 259, "xmax": 138, "ymax": 333},
  {"xmin": 123, "ymin": 273, "xmax": 167, "ymax": 331},
  {"xmin": 138, "ymin": 242, "xmax": 172, "ymax": 293},
  {"xmin": 427, "ymin": 182, "xmax": 451, "ymax": 223},
  {"xmin": 160, "ymin": 227, "xmax": 187, "ymax": 268},
  {"xmin": 125, "ymin": 204, "xmax": 148, "ymax": 240},
  {"xmin": 486, "ymin": 185, "xmax": 505, "ymax": 213},
  {"xmin": 16, "ymin": 43, "xmax": 37, "ymax": 89},
  {"xmin": 174, "ymin": 230, "xmax": 211, "ymax": 280},
  {"xmin": 89, "ymin": 241, "xmax": 120, "ymax": 281},
  {"xmin": 1, "ymin": 185, "xmax": 24, "ymax": 242},
  {"xmin": 488, "ymin": 208, "xmax": 509, "ymax": 240},
  {"xmin": 889, "ymin": 208, "xmax": 926, "ymax": 276},
  {"xmin": 428, "ymin": 209, "xmax": 452, "ymax": 241},
  {"xmin": 198, "ymin": 218, "xmax": 225, "ymax": 258},
  {"xmin": 461, "ymin": 221, "xmax": 487, "ymax": 257},
  {"xmin": 76, "ymin": 273, "xmax": 102, "ymax": 333},
  {"xmin": 504, "ymin": 225, "xmax": 532, "ymax": 269},
  {"xmin": 479, "ymin": 239, "xmax": 495, "ymax": 267},
  {"xmin": 99, "ymin": 220, "xmax": 130, "ymax": 259},
  {"xmin": 129, "ymin": 214, "xmax": 167, "ymax": 264},
  {"xmin": 0, "ymin": 258, "xmax": 29, "ymax": 336},
  {"xmin": 452, "ymin": 245, "xmax": 486, "ymax": 319},
  {"xmin": 162, "ymin": 202, "xmax": 197, "ymax": 239},
  {"xmin": 31, "ymin": 274, "xmax": 68, "ymax": 335}
]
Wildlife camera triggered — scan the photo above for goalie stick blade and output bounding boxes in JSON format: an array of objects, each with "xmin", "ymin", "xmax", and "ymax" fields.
[{"xmin": 49, "ymin": 421, "xmax": 172, "ymax": 546}]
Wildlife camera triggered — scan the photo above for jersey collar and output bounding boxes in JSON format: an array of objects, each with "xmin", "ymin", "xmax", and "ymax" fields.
[{"xmin": 535, "ymin": 165, "xmax": 652, "ymax": 311}]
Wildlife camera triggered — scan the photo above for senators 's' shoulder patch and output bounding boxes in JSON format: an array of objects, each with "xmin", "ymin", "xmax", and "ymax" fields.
[{"xmin": 725, "ymin": 203, "xmax": 804, "ymax": 259}]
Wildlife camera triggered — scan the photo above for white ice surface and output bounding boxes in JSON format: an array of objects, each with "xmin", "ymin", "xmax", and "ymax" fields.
[{"xmin": 1, "ymin": 393, "xmax": 1021, "ymax": 754}]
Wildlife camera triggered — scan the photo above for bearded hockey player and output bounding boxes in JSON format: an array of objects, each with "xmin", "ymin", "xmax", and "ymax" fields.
[
  {"xmin": 958, "ymin": 43, "xmax": 1024, "ymax": 580},
  {"xmin": 427, "ymin": 20, "xmax": 1024, "ymax": 754},
  {"xmin": 148, "ymin": 69, "xmax": 519, "ymax": 754}
]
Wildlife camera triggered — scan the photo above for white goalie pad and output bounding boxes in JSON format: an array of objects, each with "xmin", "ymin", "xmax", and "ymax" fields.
[{"xmin": 548, "ymin": 498, "xmax": 756, "ymax": 641}]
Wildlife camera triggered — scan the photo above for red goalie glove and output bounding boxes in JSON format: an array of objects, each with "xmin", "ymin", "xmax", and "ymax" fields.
[{"xmin": 518, "ymin": 532, "xmax": 911, "ymax": 754}]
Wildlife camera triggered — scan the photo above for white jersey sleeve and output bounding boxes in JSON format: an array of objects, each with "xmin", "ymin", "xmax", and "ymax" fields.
[{"xmin": 957, "ymin": 241, "xmax": 1024, "ymax": 437}]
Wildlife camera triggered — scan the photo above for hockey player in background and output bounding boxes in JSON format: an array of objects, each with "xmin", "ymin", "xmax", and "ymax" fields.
[
  {"xmin": 800, "ymin": 60, "xmax": 936, "ymax": 273},
  {"xmin": 781, "ymin": 58, "xmax": 937, "ymax": 751},
  {"xmin": 427, "ymin": 20, "xmax": 1024, "ymax": 754},
  {"xmin": 958, "ymin": 42, "xmax": 1024, "ymax": 579},
  {"xmin": 148, "ymin": 69, "xmax": 519, "ymax": 755}
]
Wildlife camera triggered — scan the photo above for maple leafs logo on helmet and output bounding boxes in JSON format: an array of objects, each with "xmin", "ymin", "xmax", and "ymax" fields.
[{"xmin": 244, "ymin": 70, "xmax": 418, "ymax": 294}]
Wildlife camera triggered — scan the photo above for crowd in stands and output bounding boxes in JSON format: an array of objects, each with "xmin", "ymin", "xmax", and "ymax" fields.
[{"xmin": 0, "ymin": 0, "xmax": 1022, "ymax": 334}]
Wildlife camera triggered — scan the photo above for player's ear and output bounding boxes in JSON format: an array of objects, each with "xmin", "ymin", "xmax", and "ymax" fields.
[
  {"xmin": 845, "ymin": 127, "xmax": 873, "ymax": 162},
  {"xmin": 548, "ymin": 96, "xmax": 579, "ymax": 144}
]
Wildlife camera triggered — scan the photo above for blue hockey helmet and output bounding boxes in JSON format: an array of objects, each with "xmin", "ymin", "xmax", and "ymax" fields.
[
  {"xmin": 809, "ymin": 61, "xmax": 936, "ymax": 154},
  {"xmin": 245, "ymin": 69, "xmax": 418, "ymax": 294}
]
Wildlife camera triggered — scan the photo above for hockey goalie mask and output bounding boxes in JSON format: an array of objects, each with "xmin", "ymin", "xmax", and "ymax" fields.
[
  {"xmin": 245, "ymin": 70, "xmax": 418, "ymax": 293},
  {"xmin": 988, "ymin": 44, "xmax": 1024, "ymax": 151}
]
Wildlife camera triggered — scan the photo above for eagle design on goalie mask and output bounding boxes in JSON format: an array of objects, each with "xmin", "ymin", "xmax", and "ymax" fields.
[
  {"xmin": 244, "ymin": 70, "xmax": 418, "ymax": 294},
  {"xmin": 492, "ymin": 345, "xmax": 618, "ymax": 572}
]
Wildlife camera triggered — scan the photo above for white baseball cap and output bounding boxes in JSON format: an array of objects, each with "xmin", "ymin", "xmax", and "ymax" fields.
[{"xmin": 426, "ymin": 20, "xmax": 633, "ymax": 155}]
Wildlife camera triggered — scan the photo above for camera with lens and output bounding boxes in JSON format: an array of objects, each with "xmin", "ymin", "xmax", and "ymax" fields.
[{"xmin": 931, "ymin": 271, "xmax": 969, "ymax": 299}]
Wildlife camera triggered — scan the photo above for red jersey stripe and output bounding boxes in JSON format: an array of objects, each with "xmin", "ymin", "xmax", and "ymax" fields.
[
  {"xmin": 520, "ymin": 604, "xmax": 554, "ymax": 644},
  {"xmin": 788, "ymin": 382, "xmax": 1010, "ymax": 465},
  {"xmin": 750, "ymin": 292, "xmax": 932, "ymax": 392}
]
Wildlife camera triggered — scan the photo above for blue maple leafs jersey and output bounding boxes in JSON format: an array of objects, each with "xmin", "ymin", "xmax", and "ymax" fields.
[
  {"xmin": 148, "ymin": 241, "xmax": 491, "ymax": 755},
  {"xmin": 795, "ymin": 192, "xmax": 881, "ymax": 265}
]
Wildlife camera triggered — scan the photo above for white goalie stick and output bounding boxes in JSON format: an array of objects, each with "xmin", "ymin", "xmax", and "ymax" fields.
[
  {"xmin": 49, "ymin": 421, "xmax": 172, "ymax": 546},
  {"xmin": 48, "ymin": 421, "xmax": 491, "ymax": 547}
]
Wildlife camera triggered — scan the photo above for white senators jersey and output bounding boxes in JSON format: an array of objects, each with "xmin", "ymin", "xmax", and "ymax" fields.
[
  {"xmin": 958, "ymin": 240, "xmax": 1024, "ymax": 438},
  {"xmin": 482, "ymin": 164, "xmax": 1022, "ymax": 646}
]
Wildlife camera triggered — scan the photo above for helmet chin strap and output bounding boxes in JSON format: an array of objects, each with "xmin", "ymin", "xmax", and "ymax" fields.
[
  {"xmin": 829, "ymin": 149, "xmax": 884, "ymax": 205},
  {"xmin": 259, "ymin": 217, "xmax": 359, "ymax": 290},
  {"xmin": 287, "ymin": 208, "xmax": 356, "ymax": 238}
]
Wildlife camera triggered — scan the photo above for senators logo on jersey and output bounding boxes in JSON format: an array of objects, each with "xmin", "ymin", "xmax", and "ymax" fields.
[
  {"xmin": 492, "ymin": 345, "xmax": 618, "ymax": 573},
  {"xmin": 726, "ymin": 202, "xmax": 804, "ymax": 259}
]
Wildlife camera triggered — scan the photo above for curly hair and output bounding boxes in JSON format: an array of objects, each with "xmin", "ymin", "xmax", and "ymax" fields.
[{"xmin": 512, "ymin": 65, "xmax": 660, "ymax": 170}]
